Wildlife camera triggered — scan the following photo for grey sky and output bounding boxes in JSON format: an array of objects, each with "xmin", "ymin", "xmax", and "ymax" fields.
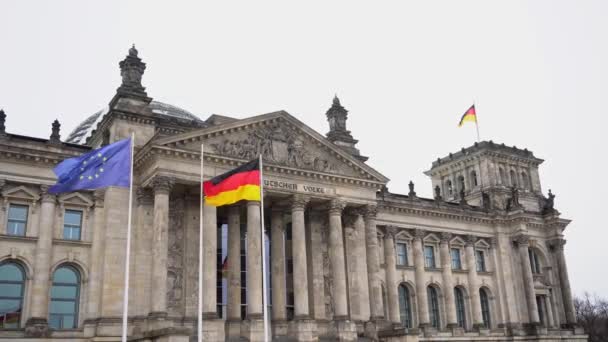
[{"xmin": 1, "ymin": 1, "xmax": 606, "ymax": 296}]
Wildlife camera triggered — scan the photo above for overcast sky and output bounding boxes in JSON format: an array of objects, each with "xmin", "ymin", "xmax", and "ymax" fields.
[{"xmin": 1, "ymin": 1, "xmax": 606, "ymax": 296}]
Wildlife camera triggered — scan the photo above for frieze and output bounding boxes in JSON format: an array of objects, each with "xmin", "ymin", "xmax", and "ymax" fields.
[
  {"xmin": 209, "ymin": 121, "xmax": 339, "ymax": 174},
  {"xmin": 263, "ymin": 179, "xmax": 335, "ymax": 196}
]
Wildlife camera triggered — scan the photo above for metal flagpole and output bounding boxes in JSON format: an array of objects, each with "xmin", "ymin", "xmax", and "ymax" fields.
[
  {"xmin": 121, "ymin": 132, "xmax": 135, "ymax": 342},
  {"xmin": 258, "ymin": 154, "xmax": 270, "ymax": 342},
  {"xmin": 198, "ymin": 144, "xmax": 204, "ymax": 342},
  {"xmin": 474, "ymin": 102, "xmax": 481, "ymax": 142}
]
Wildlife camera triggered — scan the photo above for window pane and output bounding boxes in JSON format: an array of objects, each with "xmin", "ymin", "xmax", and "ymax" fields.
[
  {"xmin": 64, "ymin": 210, "xmax": 82, "ymax": 226},
  {"xmin": 51, "ymin": 285, "xmax": 78, "ymax": 299},
  {"xmin": 8, "ymin": 205, "xmax": 28, "ymax": 221},
  {"xmin": 7, "ymin": 221, "xmax": 26, "ymax": 236},
  {"xmin": 0, "ymin": 299, "xmax": 21, "ymax": 315},
  {"xmin": 50, "ymin": 301, "xmax": 76, "ymax": 314},
  {"xmin": 0, "ymin": 283, "xmax": 22, "ymax": 297},
  {"xmin": 49, "ymin": 314, "xmax": 61, "ymax": 329},
  {"xmin": 62, "ymin": 315, "xmax": 75, "ymax": 329},
  {"xmin": 0, "ymin": 264, "xmax": 24, "ymax": 281},
  {"xmin": 53, "ymin": 267, "xmax": 78, "ymax": 284}
]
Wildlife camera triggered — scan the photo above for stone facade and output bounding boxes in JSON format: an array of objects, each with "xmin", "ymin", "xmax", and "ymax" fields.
[{"xmin": 0, "ymin": 48, "xmax": 587, "ymax": 342}]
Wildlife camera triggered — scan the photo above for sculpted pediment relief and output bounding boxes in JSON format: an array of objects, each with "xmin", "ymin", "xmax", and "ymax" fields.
[
  {"xmin": 2, "ymin": 185, "xmax": 39, "ymax": 201},
  {"xmin": 155, "ymin": 111, "xmax": 389, "ymax": 183},
  {"xmin": 58, "ymin": 193, "xmax": 93, "ymax": 207}
]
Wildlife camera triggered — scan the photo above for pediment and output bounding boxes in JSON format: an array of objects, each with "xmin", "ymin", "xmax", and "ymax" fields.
[
  {"xmin": 2, "ymin": 185, "xmax": 39, "ymax": 201},
  {"xmin": 58, "ymin": 193, "xmax": 93, "ymax": 207},
  {"xmin": 152, "ymin": 111, "xmax": 388, "ymax": 184},
  {"xmin": 394, "ymin": 230, "xmax": 412, "ymax": 241},
  {"xmin": 475, "ymin": 239, "xmax": 491, "ymax": 249}
]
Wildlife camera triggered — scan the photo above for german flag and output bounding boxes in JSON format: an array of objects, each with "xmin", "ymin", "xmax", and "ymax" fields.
[
  {"xmin": 203, "ymin": 158, "xmax": 261, "ymax": 206},
  {"xmin": 458, "ymin": 104, "xmax": 477, "ymax": 127}
]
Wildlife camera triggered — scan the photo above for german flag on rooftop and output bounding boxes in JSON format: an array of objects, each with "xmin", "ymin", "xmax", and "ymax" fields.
[
  {"xmin": 458, "ymin": 104, "xmax": 477, "ymax": 127},
  {"xmin": 203, "ymin": 158, "xmax": 261, "ymax": 207}
]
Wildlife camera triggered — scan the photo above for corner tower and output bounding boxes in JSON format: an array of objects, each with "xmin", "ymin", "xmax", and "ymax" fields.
[
  {"xmin": 325, "ymin": 95, "xmax": 367, "ymax": 161},
  {"xmin": 425, "ymin": 141, "xmax": 550, "ymax": 212}
]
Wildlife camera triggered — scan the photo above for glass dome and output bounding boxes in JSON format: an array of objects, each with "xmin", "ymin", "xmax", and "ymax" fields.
[{"xmin": 65, "ymin": 101, "xmax": 203, "ymax": 144}]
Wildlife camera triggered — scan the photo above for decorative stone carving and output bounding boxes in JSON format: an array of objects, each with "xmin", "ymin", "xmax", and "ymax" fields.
[
  {"xmin": 384, "ymin": 226, "xmax": 399, "ymax": 239},
  {"xmin": 117, "ymin": 45, "xmax": 149, "ymax": 98},
  {"xmin": 440, "ymin": 232, "xmax": 452, "ymax": 244},
  {"xmin": 290, "ymin": 195, "xmax": 309, "ymax": 211},
  {"xmin": 93, "ymin": 189, "xmax": 105, "ymax": 208},
  {"xmin": 151, "ymin": 176, "xmax": 174, "ymax": 195},
  {"xmin": 167, "ymin": 198, "xmax": 185, "ymax": 314},
  {"xmin": 0, "ymin": 109, "xmax": 6, "ymax": 135},
  {"xmin": 49, "ymin": 120, "xmax": 61, "ymax": 143},
  {"xmin": 136, "ymin": 187, "xmax": 153, "ymax": 205},
  {"xmin": 514, "ymin": 234, "xmax": 530, "ymax": 247},
  {"xmin": 408, "ymin": 181, "xmax": 417, "ymax": 198},
  {"xmin": 547, "ymin": 238, "xmax": 566, "ymax": 252},
  {"xmin": 364, "ymin": 204, "xmax": 377, "ymax": 219},
  {"xmin": 413, "ymin": 229, "xmax": 426, "ymax": 241},
  {"xmin": 328, "ymin": 199, "xmax": 345, "ymax": 215},
  {"xmin": 434, "ymin": 185, "xmax": 442, "ymax": 201},
  {"xmin": 489, "ymin": 237, "xmax": 498, "ymax": 248},
  {"xmin": 465, "ymin": 234, "xmax": 477, "ymax": 247},
  {"xmin": 39, "ymin": 185, "xmax": 56, "ymax": 204},
  {"xmin": 506, "ymin": 187, "xmax": 522, "ymax": 211},
  {"xmin": 542, "ymin": 189, "xmax": 556, "ymax": 214},
  {"xmin": 210, "ymin": 121, "xmax": 338, "ymax": 173}
]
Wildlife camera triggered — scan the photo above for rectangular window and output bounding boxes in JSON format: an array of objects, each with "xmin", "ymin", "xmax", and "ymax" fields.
[
  {"xmin": 476, "ymin": 250, "xmax": 486, "ymax": 272},
  {"xmin": 396, "ymin": 243, "xmax": 408, "ymax": 266},
  {"xmin": 7, "ymin": 204, "xmax": 28, "ymax": 236},
  {"xmin": 424, "ymin": 246, "xmax": 436, "ymax": 268},
  {"xmin": 63, "ymin": 210, "xmax": 83, "ymax": 240},
  {"xmin": 451, "ymin": 248, "xmax": 462, "ymax": 270}
]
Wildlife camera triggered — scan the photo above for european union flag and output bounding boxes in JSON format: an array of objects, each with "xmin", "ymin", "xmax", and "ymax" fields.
[{"xmin": 49, "ymin": 138, "xmax": 131, "ymax": 194}]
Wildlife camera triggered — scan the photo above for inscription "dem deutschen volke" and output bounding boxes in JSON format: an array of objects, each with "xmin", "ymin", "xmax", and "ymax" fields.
[{"xmin": 263, "ymin": 180, "xmax": 332, "ymax": 195}]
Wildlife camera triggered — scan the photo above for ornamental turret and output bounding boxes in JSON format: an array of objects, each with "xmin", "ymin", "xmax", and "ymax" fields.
[
  {"xmin": 325, "ymin": 95, "xmax": 367, "ymax": 161},
  {"xmin": 115, "ymin": 45, "xmax": 151, "ymax": 102}
]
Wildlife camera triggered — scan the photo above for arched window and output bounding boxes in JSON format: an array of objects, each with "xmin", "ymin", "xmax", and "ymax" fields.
[
  {"xmin": 398, "ymin": 284, "xmax": 413, "ymax": 328},
  {"xmin": 0, "ymin": 262, "xmax": 25, "ymax": 329},
  {"xmin": 49, "ymin": 266, "xmax": 80, "ymax": 329},
  {"xmin": 454, "ymin": 287, "xmax": 466, "ymax": 328},
  {"xmin": 509, "ymin": 170, "xmax": 517, "ymax": 187},
  {"xmin": 470, "ymin": 170, "xmax": 478, "ymax": 187},
  {"xmin": 499, "ymin": 168, "xmax": 506, "ymax": 185},
  {"xmin": 427, "ymin": 286, "xmax": 441, "ymax": 328},
  {"xmin": 446, "ymin": 180, "xmax": 453, "ymax": 196},
  {"xmin": 521, "ymin": 172, "xmax": 529, "ymax": 189},
  {"xmin": 480, "ymin": 288, "xmax": 491, "ymax": 328},
  {"xmin": 528, "ymin": 249, "xmax": 541, "ymax": 274}
]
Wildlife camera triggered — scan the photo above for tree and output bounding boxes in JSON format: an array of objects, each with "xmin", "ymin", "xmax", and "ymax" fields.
[{"xmin": 574, "ymin": 292, "xmax": 608, "ymax": 341}]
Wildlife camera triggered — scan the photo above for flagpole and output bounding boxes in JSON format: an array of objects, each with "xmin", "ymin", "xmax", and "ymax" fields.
[
  {"xmin": 474, "ymin": 101, "xmax": 481, "ymax": 142},
  {"xmin": 198, "ymin": 144, "xmax": 204, "ymax": 342},
  {"xmin": 258, "ymin": 154, "xmax": 270, "ymax": 342},
  {"xmin": 121, "ymin": 132, "xmax": 135, "ymax": 342}
]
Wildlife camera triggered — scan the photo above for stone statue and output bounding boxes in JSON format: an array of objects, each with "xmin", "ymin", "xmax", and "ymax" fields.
[
  {"xmin": 434, "ymin": 185, "xmax": 442, "ymax": 201},
  {"xmin": 482, "ymin": 192, "xmax": 492, "ymax": 211},
  {"xmin": 506, "ymin": 186, "xmax": 521, "ymax": 211},
  {"xmin": 542, "ymin": 189, "xmax": 556, "ymax": 214},
  {"xmin": 408, "ymin": 180, "xmax": 416, "ymax": 198}
]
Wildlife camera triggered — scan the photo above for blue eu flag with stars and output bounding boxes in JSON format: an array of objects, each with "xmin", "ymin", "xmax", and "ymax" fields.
[{"xmin": 49, "ymin": 138, "xmax": 131, "ymax": 194}]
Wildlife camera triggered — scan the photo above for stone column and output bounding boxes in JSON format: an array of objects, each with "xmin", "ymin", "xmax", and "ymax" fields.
[
  {"xmin": 291, "ymin": 195, "xmax": 310, "ymax": 319},
  {"xmin": 488, "ymin": 237, "xmax": 506, "ymax": 327},
  {"xmin": 270, "ymin": 207, "xmax": 287, "ymax": 322},
  {"xmin": 515, "ymin": 235, "xmax": 540, "ymax": 325},
  {"xmin": 86, "ymin": 190, "xmax": 106, "ymax": 320},
  {"xmin": 383, "ymin": 227, "xmax": 400, "ymax": 325},
  {"xmin": 150, "ymin": 176, "xmax": 173, "ymax": 315},
  {"xmin": 549, "ymin": 238, "xmax": 576, "ymax": 326},
  {"xmin": 354, "ymin": 211, "xmax": 370, "ymax": 321},
  {"xmin": 227, "ymin": 205, "xmax": 242, "ymax": 323},
  {"xmin": 26, "ymin": 186, "xmax": 55, "ymax": 335},
  {"xmin": 246, "ymin": 200, "xmax": 265, "ymax": 341},
  {"xmin": 465, "ymin": 235, "xmax": 484, "ymax": 329},
  {"xmin": 246, "ymin": 200, "xmax": 263, "ymax": 318},
  {"xmin": 202, "ymin": 203, "xmax": 218, "ymax": 317},
  {"xmin": 328, "ymin": 199, "xmax": 349, "ymax": 319},
  {"xmin": 439, "ymin": 233, "xmax": 457, "ymax": 328},
  {"xmin": 544, "ymin": 296, "xmax": 555, "ymax": 328},
  {"xmin": 413, "ymin": 229, "xmax": 430, "ymax": 328},
  {"xmin": 364, "ymin": 205, "xmax": 384, "ymax": 320}
]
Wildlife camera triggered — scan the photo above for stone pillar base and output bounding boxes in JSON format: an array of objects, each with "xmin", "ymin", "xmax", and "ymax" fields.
[
  {"xmin": 200, "ymin": 318, "xmax": 225, "ymax": 341},
  {"xmin": 289, "ymin": 319, "xmax": 318, "ymax": 341},
  {"xmin": 335, "ymin": 319, "xmax": 357, "ymax": 342},
  {"xmin": 144, "ymin": 327, "xmax": 191, "ymax": 342},
  {"xmin": 505, "ymin": 322, "xmax": 525, "ymax": 336},
  {"xmin": 147, "ymin": 311, "xmax": 170, "ymax": 331},
  {"xmin": 225, "ymin": 319, "xmax": 242, "ymax": 341},
  {"xmin": 272, "ymin": 319, "xmax": 289, "ymax": 339},
  {"xmin": 243, "ymin": 318, "xmax": 266, "ymax": 342},
  {"xmin": 447, "ymin": 323, "xmax": 464, "ymax": 336},
  {"xmin": 24, "ymin": 317, "xmax": 50, "ymax": 338},
  {"xmin": 472, "ymin": 323, "xmax": 490, "ymax": 335}
]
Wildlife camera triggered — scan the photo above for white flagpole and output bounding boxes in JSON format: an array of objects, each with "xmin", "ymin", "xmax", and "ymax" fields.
[
  {"xmin": 121, "ymin": 132, "xmax": 135, "ymax": 342},
  {"xmin": 258, "ymin": 155, "xmax": 270, "ymax": 342},
  {"xmin": 198, "ymin": 144, "xmax": 204, "ymax": 342}
]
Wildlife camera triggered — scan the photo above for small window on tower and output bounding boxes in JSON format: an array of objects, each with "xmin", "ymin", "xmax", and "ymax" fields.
[{"xmin": 471, "ymin": 170, "xmax": 478, "ymax": 187}]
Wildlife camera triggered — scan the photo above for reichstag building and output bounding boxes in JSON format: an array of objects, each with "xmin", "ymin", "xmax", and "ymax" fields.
[{"xmin": 0, "ymin": 47, "xmax": 586, "ymax": 341}]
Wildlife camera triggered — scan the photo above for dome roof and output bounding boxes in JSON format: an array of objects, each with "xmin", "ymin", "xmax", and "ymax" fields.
[{"xmin": 65, "ymin": 101, "xmax": 204, "ymax": 144}]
